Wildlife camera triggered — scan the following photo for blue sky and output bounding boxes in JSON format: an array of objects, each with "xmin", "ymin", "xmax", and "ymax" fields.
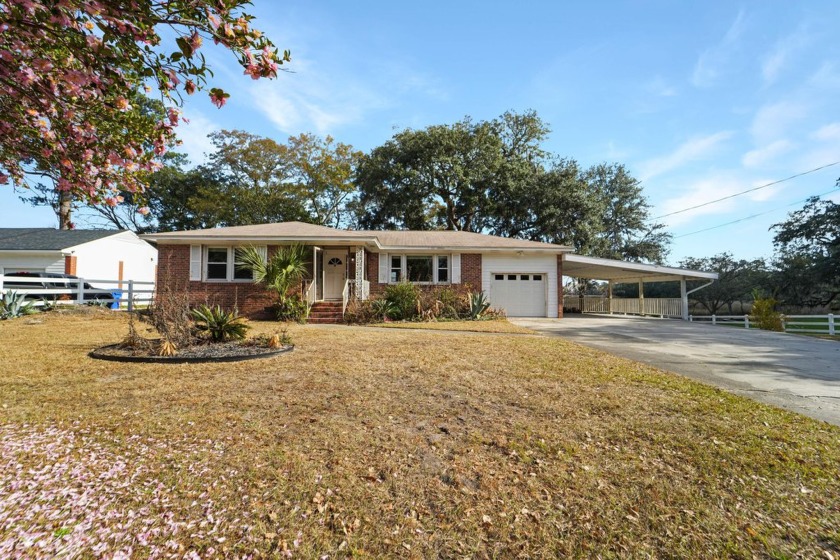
[{"xmin": 2, "ymin": 1, "xmax": 839, "ymax": 264}]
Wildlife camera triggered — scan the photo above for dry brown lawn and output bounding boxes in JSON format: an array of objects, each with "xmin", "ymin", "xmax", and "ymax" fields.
[
  {"xmin": 368, "ymin": 318, "xmax": 535, "ymax": 334},
  {"xmin": 1, "ymin": 309, "xmax": 839, "ymax": 558}
]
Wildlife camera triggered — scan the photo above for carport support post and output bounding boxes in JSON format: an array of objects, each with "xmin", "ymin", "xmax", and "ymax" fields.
[
  {"xmin": 680, "ymin": 277, "xmax": 689, "ymax": 321},
  {"xmin": 638, "ymin": 279, "xmax": 644, "ymax": 316},
  {"xmin": 607, "ymin": 281, "xmax": 613, "ymax": 314}
]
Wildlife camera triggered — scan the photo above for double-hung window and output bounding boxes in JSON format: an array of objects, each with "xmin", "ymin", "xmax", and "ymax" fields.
[
  {"xmin": 206, "ymin": 248, "xmax": 229, "ymax": 280},
  {"xmin": 390, "ymin": 255, "xmax": 403, "ymax": 283},
  {"xmin": 205, "ymin": 247, "xmax": 257, "ymax": 282}
]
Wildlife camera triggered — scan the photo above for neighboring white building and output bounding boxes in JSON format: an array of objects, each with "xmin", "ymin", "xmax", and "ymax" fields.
[{"xmin": 0, "ymin": 229, "xmax": 157, "ymax": 283}]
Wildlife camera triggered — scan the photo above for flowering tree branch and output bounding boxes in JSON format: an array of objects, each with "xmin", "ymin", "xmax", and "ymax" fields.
[{"xmin": 0, "ymin": 0, "xmax": 289, "ymax": 227}]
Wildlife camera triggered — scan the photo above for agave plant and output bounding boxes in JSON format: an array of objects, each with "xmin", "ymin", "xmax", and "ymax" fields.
[
  {"xmin": 0, "ymin": 291, "xmax": 38, "ymax": 320},
  {"xmin": 191, "ymin": 304, "xmax": 250, "ymax": 342},
  {"xmin": 371, "ymin": 298, "xmax": 398, "ymax": 321},
  {"xmin": 467, "ymin": 291, "xmax": 490, "ymax": 320}
]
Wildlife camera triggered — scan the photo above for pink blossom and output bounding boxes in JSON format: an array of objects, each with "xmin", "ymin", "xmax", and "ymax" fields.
[{"xmin": 209, "ymin": 91, "xmax": 227, "ymax": 108}]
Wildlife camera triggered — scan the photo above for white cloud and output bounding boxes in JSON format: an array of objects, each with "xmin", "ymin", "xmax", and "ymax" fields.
[
  {"xmin": 808, "ymin": 61, "xmax": 840, "ymax": 89},
  {"xmin": 692, "ymin": 9, "xmax": 747, "ymax": 87},
  {"xmin": 750, "ymin": 101, "xmax": 807, "ymax": 143},
  {"xmin": 741, "ymin": 139, "xmax": 794, "ymax": 168},
  {"xmin": 638, "ymin": 131, "xmax": 734, "ymax": 181},
  {"xmin": 645, "ymin": 76, "xmax": 677, "ymax": 97},
  {"xmin": 243, "ymin": 53, "xmax": 445, "ymax": 136},
  {"xmin": 761, "ymin": 25, "xmax": 811, "ymax": 85},
  {"xmin": 656, "ymin": 173, "xmax": 783, "ymax": 227},
  {"xmin": 175, "ymin": 111, "xmax": 220, "ymax": 165},
  {"xmin": 248, "ymin": 69, "xmax": 388, "ymax": 135},
  {"xmin": 811, "ymin": 122, "xmax": 840, "ymax": 141}
]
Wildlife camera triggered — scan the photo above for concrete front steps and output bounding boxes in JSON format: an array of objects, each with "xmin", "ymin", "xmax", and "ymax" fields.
[{"xmin": 308, "ymin": 301, "xmax": 344, "ymax": 324}]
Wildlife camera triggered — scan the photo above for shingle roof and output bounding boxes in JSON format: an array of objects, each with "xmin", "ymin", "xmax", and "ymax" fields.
[
  {"xmin": 142, "ymin": 221, "xmax": 570, "ymax": 252},
  {"xmin": 145, "ymin": 221, "xmax": 368, "ymax": 240},
  {"xmin": 371, "ymin": 230, "xmax": 564, "ymax": 250},
  {"xmin": 0, "ymin": 228, "xmax": 123, "ymax": 251}
]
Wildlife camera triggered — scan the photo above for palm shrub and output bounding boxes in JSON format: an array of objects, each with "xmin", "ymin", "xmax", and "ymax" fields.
[
  {"xmin": 467, "ymin": 291, "xmax": 490, "ymax": 320},
  {"xmin": 383, "ymin": 281, "xmax": 421, "ymax": 320},
  {"xmin": 237, "ymin": 244, "xmax": 309, "ymax": 321},
  {"xmin": 191, "ymin": 304, "xmax": 250, "ymax": 342}
]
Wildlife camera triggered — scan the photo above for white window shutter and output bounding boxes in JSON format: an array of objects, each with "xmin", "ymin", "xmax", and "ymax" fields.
[
  {"xmin": 378, "ymin": 253, "xmax": 388, "ymax": 283},
  {"xmin": 189, "ymin": 245, "xmax": 202, "ymax": 281},
  {"xmin": 451, "ymin": 253, "xmax": 461, "ymax": 284}
]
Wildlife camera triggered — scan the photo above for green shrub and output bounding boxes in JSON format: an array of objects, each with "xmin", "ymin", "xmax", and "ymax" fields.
[
  {"xmin": 191, "ymin": 305, "xmax": 250, "ymax": 342},
  {"xmin": 384, "ymin": 281, "xmax": 421, "ymax": 320},
  {"xmin": 0, "ymin": 291, "xmax": 38, "ymax": 320},
  {"xmin": 467, "ymin": 291, "xmax": 491, "ymax": 320},
  {"xmin": 273, "ymin": 294, "xmax": 308, "ymax": 323},
  {"xmin": 750, "ymin": 296, "xmax": 784, "ymax": 332}
]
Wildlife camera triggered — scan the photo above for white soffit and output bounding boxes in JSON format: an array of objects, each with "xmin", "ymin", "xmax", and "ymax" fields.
[{"xmin": 562, "ymin": 254, "xmax": 718, "ymax": 283}]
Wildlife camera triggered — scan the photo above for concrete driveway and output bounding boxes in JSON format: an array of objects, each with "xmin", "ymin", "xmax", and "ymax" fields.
[{"xmin": 510, "ymin": 315, "xmax": 840, "ymax": 426}]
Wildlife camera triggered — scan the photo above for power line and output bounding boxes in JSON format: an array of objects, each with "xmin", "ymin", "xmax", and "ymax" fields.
[
  {"xmin": 672, "ymin": 187, "xmax": 840, "ymax": 239},
  {"xmin": 653, "ymin": 161, "xmax": 840, "ymax": 220}
]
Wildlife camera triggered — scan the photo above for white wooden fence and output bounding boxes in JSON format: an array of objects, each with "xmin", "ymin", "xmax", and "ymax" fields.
[
  {"xmin": 689, "ymin": 314, "xmax": 836, "ymax": 336},
  {"xmin": 0, "ymin": 275, "xmax": 155, "ymax": 312},
  {"xmin": 581, "ymin": 296, "xmax": 683, "ymax": 318}
]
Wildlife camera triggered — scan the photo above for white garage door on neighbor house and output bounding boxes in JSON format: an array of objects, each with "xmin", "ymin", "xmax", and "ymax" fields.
[{"xmin": 489, "ymin": 272, "xmax": 547, "ymax": 317}]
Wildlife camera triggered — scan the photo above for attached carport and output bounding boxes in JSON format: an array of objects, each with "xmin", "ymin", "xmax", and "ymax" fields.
[{"xmin": 562, "ymin": 254, "xmax": 719, "ymax": 320}]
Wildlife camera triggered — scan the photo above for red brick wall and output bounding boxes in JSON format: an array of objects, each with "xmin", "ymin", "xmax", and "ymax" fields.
[
  {"xmin": 365, "ymin": 250, "xmax": 385, "ymax": 295},
  {"xmin": 64, "ymin": 255, "xmax": 77, "ymax": 275},
  {"xmin": 156, "ymin": 244, "xmax": 275, "ymax": 318},
  {"xmin": 557, "ymin": 254, "xmax": 564, "ymax": 318},
  {"xmin": 460, "ymin": 253, "xmax": 481, "ymax": 291}
]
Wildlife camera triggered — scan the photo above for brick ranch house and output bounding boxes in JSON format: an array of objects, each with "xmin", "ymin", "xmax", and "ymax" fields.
[{"xmin": 143, "ymin": 221, "xmax": 716, "ymax": 322}]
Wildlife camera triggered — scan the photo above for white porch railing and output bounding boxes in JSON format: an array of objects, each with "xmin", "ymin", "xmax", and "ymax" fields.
[
  {"xmin": 0, "ymin": 275, "xmax": 155, "ymax": 311},
  {"xmin": 304, "ymin": 279, "xmax": 317, "ymax": 307},
  {"xmin": 581, "ymin": 296, "xmax": 683, "ymax": 318},
  {"xmin": 342, "ymin": 279, "xmax": 350, "ymax": 316}
]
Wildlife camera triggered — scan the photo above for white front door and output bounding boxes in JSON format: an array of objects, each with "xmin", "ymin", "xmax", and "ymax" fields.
[{"xmin": 323, "ymin": 250, "xmax": 346, "ymax": 300}]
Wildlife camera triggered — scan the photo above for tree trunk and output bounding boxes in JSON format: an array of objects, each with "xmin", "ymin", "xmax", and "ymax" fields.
[{"xmin": 58, "ymin": 190, "xmax": 73, "ymax": 230}]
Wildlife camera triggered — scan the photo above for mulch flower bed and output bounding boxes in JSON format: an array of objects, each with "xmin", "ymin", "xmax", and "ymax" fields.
[{"xmin": 89, "ymin": 341, "xmax": 293, "ymax": 364}]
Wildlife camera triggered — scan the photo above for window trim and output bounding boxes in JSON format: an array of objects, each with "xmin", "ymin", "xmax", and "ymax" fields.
[
  {"xmin": 203, "ymin": 246, "xmax": 257, "ymax": 283},
  {"xmin": 387, "ymin": 253, "xmax": 452, "ymax": 285}
]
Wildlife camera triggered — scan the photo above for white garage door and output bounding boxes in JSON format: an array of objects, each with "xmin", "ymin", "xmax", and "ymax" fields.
[{"xmin": 489, "ymin": 273, "xmax": 546, "ymax": 317}]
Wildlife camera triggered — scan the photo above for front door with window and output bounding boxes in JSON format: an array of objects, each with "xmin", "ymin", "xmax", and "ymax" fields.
[{"xmin": 323, "ymin": 250, "xmax": 346, "ymax": 300}]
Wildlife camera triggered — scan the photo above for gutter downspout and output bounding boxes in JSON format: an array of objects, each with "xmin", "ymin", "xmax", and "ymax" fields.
[{"xmin": 682, "ymin": 278, "xmax": 715, "ymax": 321}]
